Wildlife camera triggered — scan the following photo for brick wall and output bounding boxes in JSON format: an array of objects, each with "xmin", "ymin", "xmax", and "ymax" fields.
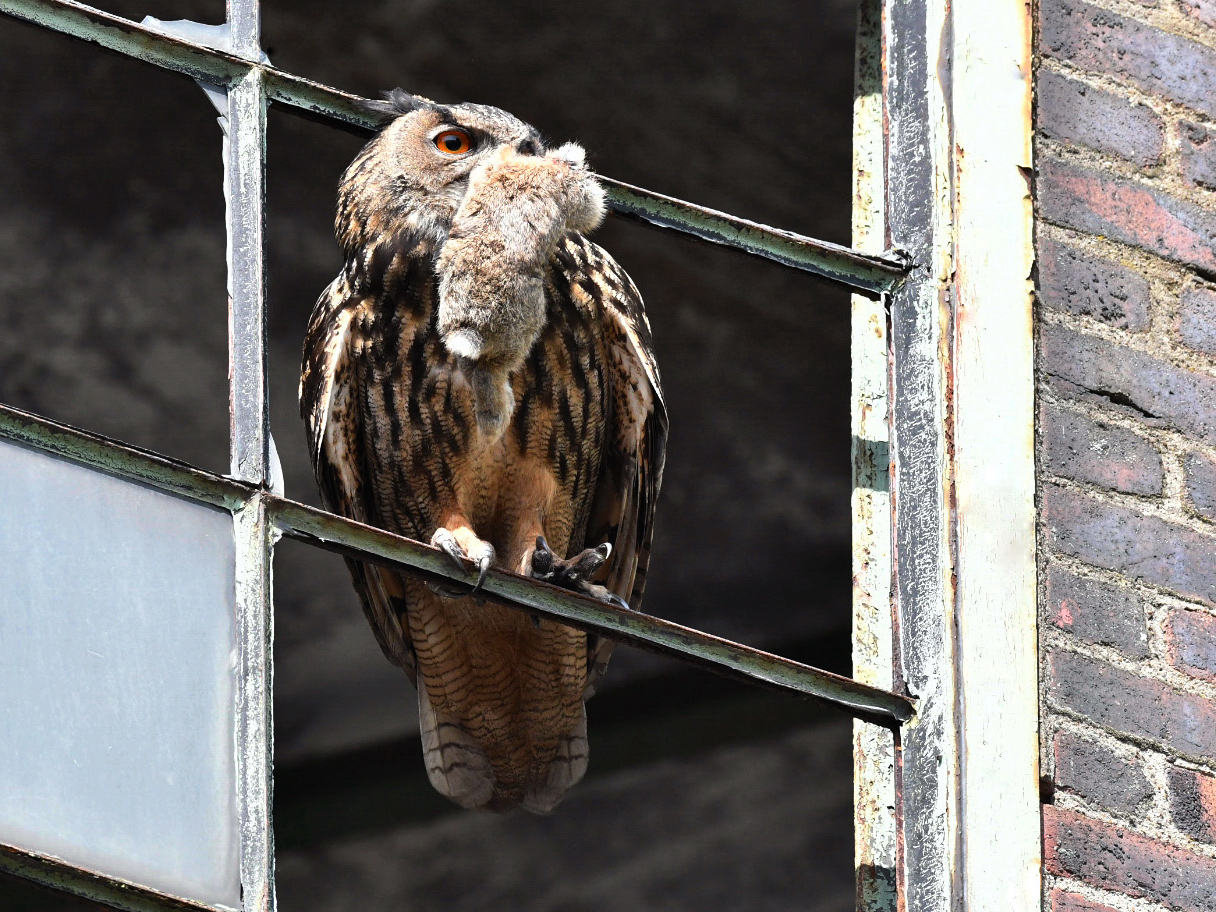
[{"xmin": 1036, "ymin": 1, "xmax": 1216, "ymax": 909}]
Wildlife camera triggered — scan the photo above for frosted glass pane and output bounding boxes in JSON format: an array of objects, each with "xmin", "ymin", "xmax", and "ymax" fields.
[{"xmin": 0, "ymin": 439, "xmax": 241, "ymax": 908}]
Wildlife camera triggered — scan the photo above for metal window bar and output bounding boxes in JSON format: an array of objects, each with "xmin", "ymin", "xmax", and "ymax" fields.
[
  {"xmin": 0, "ymin": 0, "xmax": 910, "ymax": 294},
  {"xmin": 0, "ymin": 1, "xmax": 919, "ymax": 910}
]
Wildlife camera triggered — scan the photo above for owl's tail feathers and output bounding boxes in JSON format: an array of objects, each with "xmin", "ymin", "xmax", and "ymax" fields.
[
  {"xmin": 521, "ymin": 706, "xmax": 589, "ymax": 815},
  {"xmin": 417, "ymin": 677, "xmax": 590, "ymax": 814},
  {"xmin": 417, "ymin": 677, "xmax": 495, "ymax": 810}
]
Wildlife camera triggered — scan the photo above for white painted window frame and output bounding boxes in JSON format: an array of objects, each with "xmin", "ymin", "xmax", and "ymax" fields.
[
  {"xmin": 852, "ymin": 0, "xmax": 1041, "ymax": 908},
  {"xmin": 0, "ymin": 0, "xmax": 1039, "ymax": 907}
]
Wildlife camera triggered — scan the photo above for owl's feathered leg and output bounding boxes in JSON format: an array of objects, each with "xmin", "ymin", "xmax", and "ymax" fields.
[
  {"xmin": 530, "ymin": 536, "xmax": 631, "ymax": 610},
  {"xmin": 430, "ymin": 524, "xmax": 495, "ymax": 598}
]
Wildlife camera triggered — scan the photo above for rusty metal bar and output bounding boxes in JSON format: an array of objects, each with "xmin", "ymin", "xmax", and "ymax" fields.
[
  {"xmin": 0, "ymin": 843, "xmax": 227, "ymax": 912},
  {"xmin": 0, "ymin": 0, "xmax": 911, "ymax": 293},
  {"xmin": 0, "ymin": 403, "xmax": 915, "ymax": 727},
  {"xmin": 0, "ymin": 403, "xmax": 248, "ymax": 510},
  {"xmin": 267, "ymin": 497, "xmax": 915, "ymax": 727},
  {"xmin": 600, "ymin": 177, "xmax": 908, "ymax": 292}
]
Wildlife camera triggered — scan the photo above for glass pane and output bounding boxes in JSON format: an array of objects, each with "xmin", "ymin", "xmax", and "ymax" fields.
[{"xmin": 0, "ymin": 440, "xmax": 240, "ymax": 908}]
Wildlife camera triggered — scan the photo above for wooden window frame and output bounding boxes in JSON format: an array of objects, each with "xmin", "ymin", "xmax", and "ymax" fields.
[{"xmin": 852, "ymin": 0, "xmax": 1041, "ymax": 908}]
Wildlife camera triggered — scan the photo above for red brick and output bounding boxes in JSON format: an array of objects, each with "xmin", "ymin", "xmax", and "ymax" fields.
[
  {"xmin": 1047, "ymin": 564, "xmax": 1150, "ymax": 658},
  {"xmin": 1165, "ymin": 607, "xmax": 1216, "ymax": 684},
  {"xmin": 1044, "ymin": 805, "xmax": 1216, "ymax": 910},
  {"xmin": 1054, "ymin": 729, "xmax": 1154, "ymax": 815},
  {"xmin": 1048, "ymin": 648, "xmax": 1216, "ymax": 762},
  {"xmin": 1050, "ymin": 890, "xmax": 1122, "ymax": 912},
  {"xmin": 1038, "ymin": 70, "xmax": 1164, "ymax": 166},
  {"xmin": 1181, "ymin": 122, "xmax": 1216, "ymax": 193},
  {"xmin": 1178, "ymin": 285, "xmax": 1216, "ymax": 358},
  {"xmin": 1043, "ymin": 403, "xmax": 1163, "ymax": 496},
  {"xmin": 1044, "ymin": 484, "xmax": 1216, "ymax": 607},
  {"xmin": 1041, "ymin": 324, "xmax": 1216, "ymax": 448},
  {"xmin": 1038, "ymin": 156, "xmax": 1216, "ymax": 275},
  {"xmin": 1041, "ymin": 0, "xmax": 1216, "ymax": 117},
  {"xmin": 1169, "ymin": 764, "xmax": 1216, "ymax": 844},
  {"xmin": 1038, "ymin": 237, "xmax": 1151, "ymax": 331}
]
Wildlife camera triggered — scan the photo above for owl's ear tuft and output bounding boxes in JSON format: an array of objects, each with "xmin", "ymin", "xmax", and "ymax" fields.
[
  {"xmin": 383, "ymin": 88, "xmax": 424, "ymax": 114},
  {"xmin": 356, "ymin": 89, "xmax": 428, "ymax": 125}
]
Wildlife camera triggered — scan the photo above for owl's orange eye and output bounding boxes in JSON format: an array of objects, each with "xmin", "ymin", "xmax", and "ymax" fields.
[{"xmin": 434, "ymin": 129, "xmax": 472, "ymax": 155}]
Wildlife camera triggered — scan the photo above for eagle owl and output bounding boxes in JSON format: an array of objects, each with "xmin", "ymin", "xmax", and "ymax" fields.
[{"xmin": 300, "ymin": 90, "xmax": 667, "ymax": 813}]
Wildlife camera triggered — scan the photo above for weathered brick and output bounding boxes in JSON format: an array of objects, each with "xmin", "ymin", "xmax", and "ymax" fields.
[
  {"xmin": 1178, "ymin": 285, "xmax": 1216, "ymax": 357},
  {"xmin": 1044, "ymin": 805, "xmax": 1216, "ymax": 910},
  {"xmin": 1181, "ymin": 122, "xmax": 1216, "ymax": 192},
  {"xmin": 1048, "ymin": 648, "xmax": 1216, "ymax": 762},
  {"xmin": 1165, "ymin": 607, "xmax": 1216, "ymax": 684},
  {"xmin": 1038, "ymin": 237, "xmax": 1150, "ymax": 331},
  {"xmin": 1041, "ymin": 0, "xmax": 1216, "ymax": 118},
  {"xmin": 1053, "ymin": 729, "xmax": 1154, "ymax": 815},
  {"xmin": 1046, "ymin": 564, "xmax": 1150, "ymax": 657},
  {"xmin": 1186, "ymin": 451, "xmax": 1216, "ymax": 521},
  {"xmin": 1044, "ymin": 484, "xmax": 1216, "ymax": 606},
  {"xmin": 1181, "ymin": 0, "xmax": 1216, "ymax": 30},
  {"xmin": 1038, "ymin": 156, "xmax": 1216, "ymax": 275},
  {"xmin": 1050, "ymin": 890, "xmax": 1122, "ymax": 912},
  {"xmin": 1041, "ymin": 324, "xmax": 1216, "ymax": 448},
  {"xmin": 1043, "ymin": 403, "xmax": 1163, "ymax": 495},
  {"xmin": 1038, "ymin": 70, "xmax": 1164, "ymax": 166},
  {"xmin": 1169, "ymin": 764, "xmax": 1216, "ymax": 844}
]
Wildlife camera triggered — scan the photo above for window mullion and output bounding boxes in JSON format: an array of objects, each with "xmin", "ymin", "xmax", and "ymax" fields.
[
  {"xmin": 223, "ymin": 2, "xmax": 274, "ymax": 906},
  {"xmin": 226, "ymin": 70, "xmax": 270, "ymax": 485},
  {"xmin": 884, "ymin": 0, "xmax": 960, "ymax": 907}
]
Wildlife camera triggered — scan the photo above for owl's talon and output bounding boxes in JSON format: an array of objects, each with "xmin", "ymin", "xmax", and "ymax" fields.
[
  {"xmin": 530, "ymin": 538, "xmax": 630, "ymax": 610},
  {"xmin": 431, "ymin": 528, "xmax": 469, "ymax": 572},
  {"xmin": 469, "ymin": 546, "xmax": 494, "ymax": 598},
  {"xmin": 429, "ymin": 529, "xmax": 495, "ymax": 600},
  {"xmin": 601, "ymin": 590, "xmax": 630, "ymax": 612}
]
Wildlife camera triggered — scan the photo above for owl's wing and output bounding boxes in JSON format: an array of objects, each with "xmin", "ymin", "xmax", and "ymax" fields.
[
  {"xmin": 557, "ymin": 238, "xmax": 668, "ymax": 693},
  {"xmin": 300, "ymin": 277, "xmax": 416, "ymax": 678}
]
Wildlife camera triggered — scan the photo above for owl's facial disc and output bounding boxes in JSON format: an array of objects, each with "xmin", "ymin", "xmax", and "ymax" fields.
[{"xmin": 406, "ymin": 105, "xmax": 542, "ymax": 183}]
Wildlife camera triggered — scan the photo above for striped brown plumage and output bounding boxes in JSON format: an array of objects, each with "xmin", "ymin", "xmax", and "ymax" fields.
[{"xmin": 300, "ymin": 94, "xmax": 666, "ymax": 813}]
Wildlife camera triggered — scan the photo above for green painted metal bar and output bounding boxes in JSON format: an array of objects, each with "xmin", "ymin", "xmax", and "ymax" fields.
[
  {"xmin": 0, "ymin": 843, "xmax": 230, "ymax": 912},
  {"xmin": 0, "ymin": 0, "xmax": 910, "ymax": 293},
  {"xmin": 0, "ymin": 403, "xmax": 249, "ymax": 511},
  {"xmin": 268, "ymin": 497, "xmax": 916, "ymax": 727},
  {"xmin": 0, "ymin": 0, "xmax": 250, "ymax": 85},
  {"xmin": 600, "ymin": 176, "xmax": 908, "ymax": 291},
  {"xmin": 0, "ymin": 400, "xmax": 915, "ymax": 725}
]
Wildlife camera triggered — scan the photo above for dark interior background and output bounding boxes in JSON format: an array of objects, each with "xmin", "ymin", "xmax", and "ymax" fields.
[{"xmin": 0, "ymin": 0, "xmax": 860, "ymax": 908}]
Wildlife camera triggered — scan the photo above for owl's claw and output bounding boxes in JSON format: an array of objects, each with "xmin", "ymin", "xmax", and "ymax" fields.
[
  {"xmin": 431, "ymin": 528, "xmax": 469, "ymax": 573},
  {"xmin": 428, "ymin": 529, "xmax": 495, "ymax": 600},
  {"xmin": 471, "ymin": 549, "xmax": 493, "ymax": 598},
  {"xmin": 530, "ymin": 536, "xmax": 632, "ymax": 610}
]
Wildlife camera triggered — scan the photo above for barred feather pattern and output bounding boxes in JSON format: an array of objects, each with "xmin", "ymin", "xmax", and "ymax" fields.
[{"xmin": 301, "ymin": 215, "xmax": 666, "ymax": 812}]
